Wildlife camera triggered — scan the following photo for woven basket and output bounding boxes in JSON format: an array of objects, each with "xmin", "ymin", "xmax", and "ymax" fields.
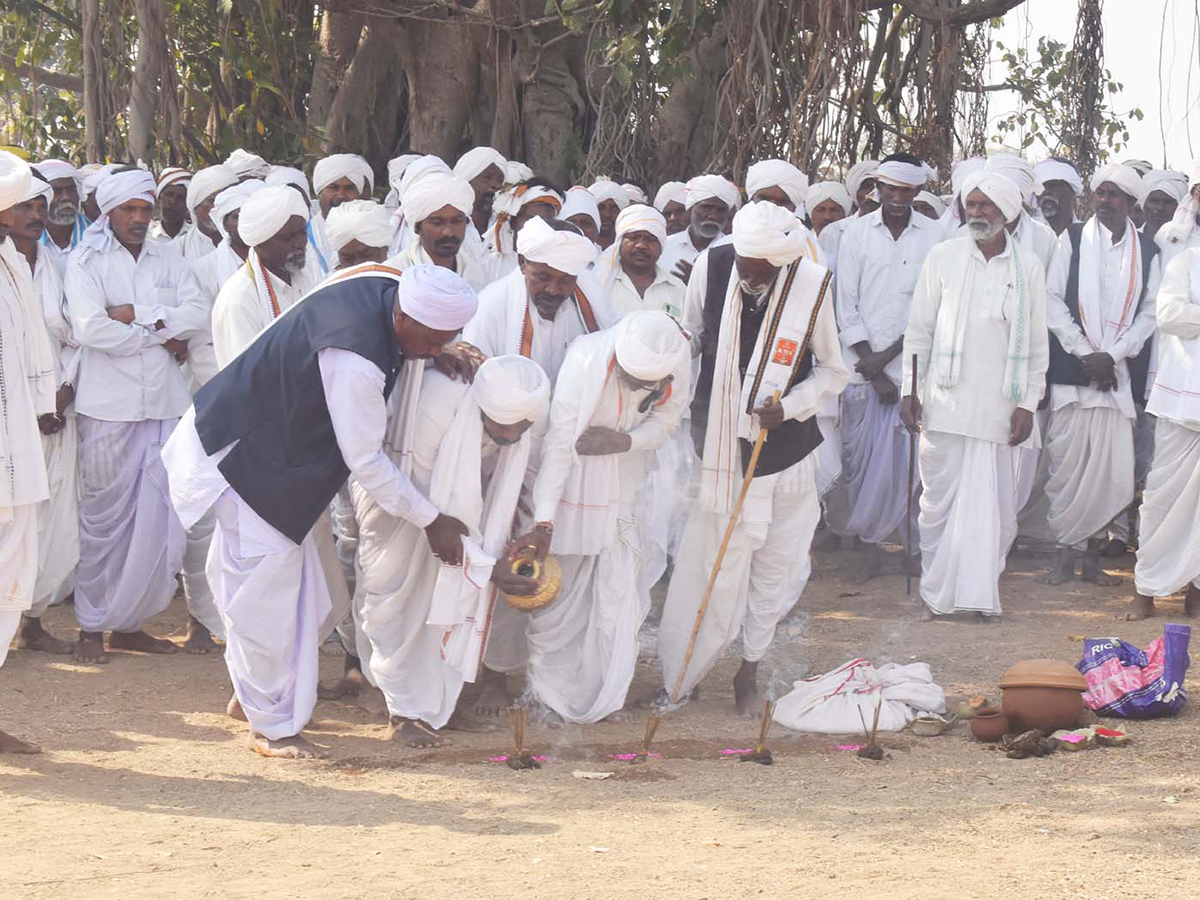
[{"xmin": 502, "ymin": 555, "xmax": 562, "ymax": 611}]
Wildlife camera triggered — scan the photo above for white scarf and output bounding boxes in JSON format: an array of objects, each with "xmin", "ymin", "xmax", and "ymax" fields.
[
  {"xmin": 0, "ymin": 240, "xmax": 56, "ymax": 417},
  {"xmin": 497, "ymin": 269, "xmax": 601, "ymax": 359},
  {"xmin": 1076, "ymin": 217, "xmax": 1143, "ymax": 352}
]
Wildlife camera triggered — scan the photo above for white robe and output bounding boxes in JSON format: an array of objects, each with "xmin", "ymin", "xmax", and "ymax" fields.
[
  {"xmin": 212, "ymin": 253, "xmax": 314, "ymax": 368},
  {"xmin": 1134, "ymin": 419, "xmax": 1200, "ymax": 596}
]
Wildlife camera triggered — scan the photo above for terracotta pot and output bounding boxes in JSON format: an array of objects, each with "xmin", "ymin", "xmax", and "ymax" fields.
[
  {"xmin": 970, "ymin": 711, "xmax": 1010, "ymax": 742},
  {"xmin": 999, "ymin": 659, "xmax": 1087, "ymax": 732}
]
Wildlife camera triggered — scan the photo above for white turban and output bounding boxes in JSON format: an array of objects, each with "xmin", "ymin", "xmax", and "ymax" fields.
[
  {"xmin": 312, "ymin": 153, "xmax": 373, "ymax": 197},
  {"xmin": 960, "ymin": 172, "xmax": 1023, "ymax": 223},
  {"xmin": 96, "ymin": 168, "xmax": 156, "ymax": 215},
  {"xmin": 613, "ymin": 203, "xmax": 667, "ymax": 247},
  {"xmin": 325, "ymin": 199, "xmax": 394, "ymax": 252},
  {"xmin": 398, "ymin": 264, "xmax": 478, "ymax": 331},
  {"xmin": 1123, "ymin": 158, "xmax": 1154, "ymax": 176},
  {"xmin": 560, "ymin": 186, "xmax": 600, "ymax": 230},
  {"xmin": 224, "ymin": 149, "xmax": 270, "ymax": 179},
  {"xmin": 34, "ymin": 159, "xmax": 80, "ymax": 193},
  {"xmin": 211, "ymin": 179, "xmax": 266, "ymax": 242},
  {"xmin": 505, "ymin": 161, "xmax": 533, "ymax": 185},
  {"xmin": 1090, "ymin": 163, "xmax": 1143, "ymax": 201},
  {"xmin": 983, "ymin": 153, "xmax": 1038, "ymax": 202},
  {"xmin": 0, "ymin": 151, "xmax": 33, "ymax": 211},
  {"xmin": 492, "ymin": 184, "xmax": 562, "ymax": 221},
  {"xmin": 401, "ymin": 172, "xmax": 474, "ymax": 226},
  {"xmin": 948, "ymin": 157, "xmax": 986, "ymax": 200},
  {"xmin": 622, "ymin": 183, "xmax": 649, "ymax": 205},
  {"xmin": 82, "ymin": 163, "xmax": 119, "ymax": 198},
  {"xmin": 187, "ymin": 164, "xmax": 239, "ymax": 214},
  {"xmin": 746, "ymin": 160, "xmax": 809, "ymax": 209},
  {"xmin": 844, "ymin": 159, "xmax": 880, "ymax": 200},
  {"xmin": 387, "ymin": 154, "xmax": 422, "ymax": 192},
  {"xmin": 474, "ymin": 355, "xmax": 551, "ymax": 425},
  {"xmin": 589, "ymin": 178, "xmax": 630, "ymax": 210},
  {"xmin": 731, "ymin": 200, "xmax": 807, "ymax": 266},
  {"xmin": 685, "ymin": 174, "xmax": 740, "ymax": 211},
  {"xmin": 614, "ymin": 310, "xmax": 689, "ymax": 382},
  {"xmin": 237, "ymin": 184, "xmax": 311, "ymax": 247},
  {"xmin": 515, "ymin": 215, "xmax": 597, "ymax": 276},
  {"xmin": 1034, "ymin": 159, "xmax": 1084, "ymax": 197},
  {"xmin": 453, "ymin": 147, "xmax": 507, "ymax": 184},
  {"xmin": 1139, "ymin": 169, "xmax": 1188, "ymax": 206},
  {"xmin": 914, "ymin": 190, "xmax": 947, "ymax": 218},
  {"xmin": 653, "ymin": 181, "xmax": 687, "ymax": 211},
  {"xmin": 399, "ymin": 155, "xmax": 451, "ymax": 199},
  {"xmin": 806, "ymin": 181, "xmax": 852, "ymax": 215},
  {"xmin": 20, "ymin": 174, "xmax": 53, "ymax": 206},
  {"xmin": 875, "ymin": 158, "xmax": 931, "ymax": 188},
  {"xmin": 266, "ymin": 166, "xmax": 312, "ymax": 202},
  {"xmin": 156, "ymin": 166, "xmax": 191, "ymax": 193}
]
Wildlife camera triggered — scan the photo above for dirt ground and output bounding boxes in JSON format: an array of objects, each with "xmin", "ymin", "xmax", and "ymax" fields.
[{"xmin": 3, "ymin": 543, "xmax": 1198, "ymax": 900}]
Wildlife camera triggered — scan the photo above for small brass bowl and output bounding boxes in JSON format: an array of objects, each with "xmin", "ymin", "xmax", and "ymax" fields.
[{"xmin": 503, "ymin": 555, "xmax": 562, "ymax": 611}]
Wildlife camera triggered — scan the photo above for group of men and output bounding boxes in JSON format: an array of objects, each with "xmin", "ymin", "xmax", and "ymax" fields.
[{"xmin": 1, "ymin": 140, "xmax": 1197, "ymax": 758}]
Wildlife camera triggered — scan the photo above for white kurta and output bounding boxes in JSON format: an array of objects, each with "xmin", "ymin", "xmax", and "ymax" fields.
[
  {"xmin": 384, "ymin": 239, "xmax": 490, "ymax": 293},
  {"xmin": 212, "ymin": 255, "xmax": 314, "ymax": 368}
]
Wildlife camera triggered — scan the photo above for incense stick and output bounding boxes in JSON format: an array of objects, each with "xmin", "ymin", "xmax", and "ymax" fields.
[
  {"xmin": 633, "ymin": 712, "xmax": 663, "ymax": 764},
  {"xmin": 755, "ymin": 699, "xmax": 775, "ymax": 752}
]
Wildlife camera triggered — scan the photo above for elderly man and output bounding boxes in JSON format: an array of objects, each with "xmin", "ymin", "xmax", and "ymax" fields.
[
  {"xmin": 1034, "ymin": 158, "xmax": 1084, "ymax": 236},
  {"xmin": 806, "ymin": 182, "xmax": 852, "ymax": 238},
  {"xmin": 65, "ymin": 166, "xmax": 208, "ymax": 663},
  {"xmin": 1040, "ymin": 164, "xmax": 1159, "ymax": 585},
  {"xmin": 515, "ymin": 312, "xmax": 690, "ymax": 724},
  {"xmin": 150, "ymin": 167, "xmax": 192, "ymax": 245},
  {"xmin": 594, "ymin": 204, "xmax": 685, "ymax": 318},
  {"xmin": 484, "ymin": 183, "xmax": 564, "ymax": 281},
  {"xmin": 0, "ymin": 153, "xmax": 57, "ymax": 753},
  {"xmin": 454, "ymin": 147, "xmax": 507, "ymax": 239},
  {"xmin": 164, "ymin": 264, "xmax": 479, "ymax": 758},
  {"xmin": 816, "ymin": 159, "xmax": 880, "ymax": 267},
  {"xmin": 588, "ymin": 179, "xmax": 630, "ymax": 249},
  {"xmin": 36, "ymin": 159, "xmax": 90, "ymax": 277},
  {"xmin": 326, "ymin": 200, "xmax": 393, "ymax": 271},
  {"xmin": 660, "ymin": 174, "xmax": 741, "ymax": 281},
  {"xmin": 1128, "ymin": 246, "xmax": 1200, "ymax": 620},
  {"xmin": 900, "ymin": 173, "xmax": 1049, "ymax": 620},
  {"xmin": 1140, "ymin": 170, "xmax": 1188, "ymax": 239},
  {"xmin": 182, "ymin": 164, "xmax": 239, "ymax": 262},
  {"xmin": 212, "ymin": 185, "xmax": 314, "ymax": 367},
  {"xmin": 659, "ymin": 202, "xmax": 850, "ymax": 715},
  {"xmin": 561, "ymin": 187, "xmax": 602, "ymax": 245},
  {"xmin": 834, "ymin": 153, "xmax": 941, "ymax": 578},
  {"xmin": 389, "ymin": 173, "xmax": 487, "ymax": 290},
  {"xmin": 355, "ymin": 356, "xmax": 549, "ymax": 745},
  {"xmin": 653, "ymin": 181, "xmax": 689, "ymax": 235},
  {"xmin": 192, "ymin": 180, "xmax": 264, "ymax": 307},
  {"xmin": 308, "ymin": 153, "xmax": 374, "ymax": 276},
  {"xmin": 7, "ymin": 171, "xmax": 78, "ymax": 655}
]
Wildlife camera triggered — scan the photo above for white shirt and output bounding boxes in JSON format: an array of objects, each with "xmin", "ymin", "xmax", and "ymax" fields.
[
  {"xmin": 212, "ymin": 259, "xmax": 314, "ymax": 369},
  {"xmin": 66, "ymin": 236, "xmax": 208, "ymax": 422},
  {"xmin": 192, "ymin": 241, "xmax": 244, "ymax": 305},
  {"xmin": 659, "ymin": 228, "xmax": 713, "ymax": 277},
  {"xmin": 384, "ymin": 239, "xmax": 490, "ymax": 293},
  {"xmin": 903, "ymin": 234, "xmax": 1050, "ymax": 446},
  {"xmin": 607, "ymin": 265, "xmax": 686, "ymax": 320},
  {"xmin": 1146, "ymin": 247, "xmax": 1200, "ymax": 430},
  {"xmin": 835, "ymin": 207, "xmax": 942, "ymax": 384}
]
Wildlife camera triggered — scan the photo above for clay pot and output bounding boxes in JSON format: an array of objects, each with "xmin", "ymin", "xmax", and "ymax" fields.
[
  {"xmin": 999, "ymin": 659, "xmax": 1087, "ymax": 732},
  {"xmin": 970, "ymin": 711, "xmax": 1010, "ymax": 742}
]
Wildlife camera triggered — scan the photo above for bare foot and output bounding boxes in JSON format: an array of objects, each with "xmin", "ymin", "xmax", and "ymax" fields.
[
  {"xmin": 1036, "ymin": 548, "xmax": 1076, "ymax": 585},
  {"xmin": 227, "ymin": 694, "xmax": 248, "ymax": 722},
  {"xmin": 1185, "ymin": 584, "xmax": 1200, "ymax": 618},
  {"xmin": 733, "ymin": 659, "xmax": 760, "ymax": 718},
  {"xmin": 320, "ymin": 660, "xmax": 367, "ymax": 701},
  {"xmin": 183, "ymin": 616, "xmax": 219, "ymax": 655},
  {"xmin": 474, "ymin": 668, "xmax": 510, "ymax": 718},
  {"xmin": 1123, "ymin": 593, "xmax": 1157, "ymax": 621},
  {"xmin": 73, "ymin": 631, "xmax": 108, "ymax": 664},
  {"xmin": 389, "ymin": 717, "xmax": 445, "ymax": 748},
  {"xmin": 853, "ymin": 545, "xmax": 883, "ymax": 583},
  {"xmin": 108, "ymin": 630, "xmax": 178, "ymax": 654},
  {"xmin": 0, "ymin": 728, "xmax": 41, "ymax": 754},
  {"xmin": 252, "ymin": 733, "xmax": 327, "ymax": 759},
  {"xmin": 15, "ymin": 616, "xmax": 73, "ymax": 654},
  {"xmin": 1080, "ymin": 553, "xmax": 1122, "ymax": 587},
  {"xmin": 445, "ymin": 708, "xmax": 501, "ymax": 733}
]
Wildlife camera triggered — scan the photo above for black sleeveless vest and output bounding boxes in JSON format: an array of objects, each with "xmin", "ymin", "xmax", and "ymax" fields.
[
  {"xmin": 690, "ymin": 243, "xmax": 824, "ymax": 478},
  {"xmin": 193, "ymin": 274, "xmax": 403, "ymax": 543}
]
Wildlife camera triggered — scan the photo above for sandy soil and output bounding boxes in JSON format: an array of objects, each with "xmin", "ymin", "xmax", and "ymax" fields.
[{"xmin": 3, "ymin": 544, "xmax": 1198, "ymax": 900}]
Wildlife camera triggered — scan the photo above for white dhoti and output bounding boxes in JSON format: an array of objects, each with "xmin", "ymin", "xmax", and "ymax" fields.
[
  {"xmin": 0, "ymin": 607, "xmax": 22, "ymax": 669},
  {"xmin": 918, "ymin": 432, "xmax": 1017, "ymax": 616},
  {"xmin": 526, "ymin": 516, "xmax": 649, "ymax": 724},
  {"xmin": 1109, "ymin": 407, "xmax": 1157, "ymax": 544},
  {"xmin": 1, "ymin": 504, "xmax": 39, "ymax": 651},
  {"xmin": 32, "ymin": 419, "xmax": 79, "ymax": 616},
  {"xmin": 1016, "ymin": 407, "xmax": 1054, "ymax": 542},
  {"xmin": 1134, "ymin": 418, "xmax": 1200, "ymax": 597},
  {"xmin": 1044, "ymin": 404, "xmax": 1134, "ymax": 548},
  {"xmin": 74, "ymin": 416, "xmax": 186, "ymax": 633},
  {"xmin": 209, "ymin": 488, "xmax": 331, "ymax": 740},
  {"xmin": 838, "ymin": 383, "xmax": 919, "ymax": 547},
  {"xmin": 182, "ymin": 511, "xmax": 222, "ymax": 638},
  {"xmin": 814, "ymin": 396, "xmax": 843, "ymax": 497},
  {"xmin": 658, "ymin": 458, "xmax": 820, "ymax": 699}
]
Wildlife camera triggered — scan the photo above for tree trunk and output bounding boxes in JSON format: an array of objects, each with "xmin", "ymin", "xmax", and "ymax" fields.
[
  {"xmin": 653, "ymin": 20, "xmax": 730, "ymax": 182},
  {"xmin": 128, "ymin": 0, "xmax": 168, "ymax": 164},
  {"xmin": 394, "ymin": 13, "xmax": 481, "ymax": 160},
  {"xmin": 81, "ymin": 0, "xmax": 105, "ymax": 162},
  {"xmin": 309, "ymin": 8, "xmax": 363, "ymax": 130},
  {"xmin": 516, "ymin": 29, "xmax": 587, "ymax": 185},
  {"xmin": 325, "ymin": 18, "xmax": 407, "ymax": 174}
]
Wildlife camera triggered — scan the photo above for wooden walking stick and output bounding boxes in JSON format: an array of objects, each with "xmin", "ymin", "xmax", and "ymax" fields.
[{"xmin": 906, "ymin": 352, "xmax": 918, "ymax": 599}]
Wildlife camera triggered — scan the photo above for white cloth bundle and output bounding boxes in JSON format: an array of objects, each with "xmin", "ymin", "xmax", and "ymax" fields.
[
  {"xmin": 238, "ymin": 184, "xmax": 311, "ymax": 247},
  {"xmin": 773, "ymin": 659, "xmax": 947, "ymax": 734}
]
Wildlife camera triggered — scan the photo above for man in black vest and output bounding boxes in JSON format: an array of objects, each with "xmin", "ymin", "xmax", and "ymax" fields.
[
  {"xmin": 164, "ymin": 264, "xmax": 481, "ymax": 759},
  {"xmin": 657, "ymin": 202, "xmax": 850, "ymax": 716},
  {"xmin": 1040, "ymin": 164, "xmax": 1159, "ymax": 586}
]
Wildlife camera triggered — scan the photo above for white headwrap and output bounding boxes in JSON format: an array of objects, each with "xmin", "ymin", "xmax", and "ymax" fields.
[
  {"xmin": 594, "ymin": 204, "xmax": 669, "ymax": 284},
  {"xmin": 475, "ymin": 355, "xmax": 551, "ymax": 425},
  {"xmin": 237, "ymin": 184, "xmax": 311, "ymax": 247},
  {"xmin": 325, "ymin": 199, "xmax": 394, "ymax": 252},
  {"xmin": 914, "ymin": 190, "xmax": 947, "ymax": 218},
  {"xmin": 156, "ymin": 166, "xmax": 191, "ymax": 193},
  {"xmin": 1034, "ymin": 159, "xmax": 1085, "ymax": 197},
  {"xmin": 505, "ymin": 161, "xmax": 533, "ymax": 186},
  {"xmin": 224, "ymin": 149, "xmax": 270, "ymax": 179},
  {"xmin": 1161, "ymin": 162, "xmax": 1200, "ymax": 243},
  {"xmin": 82, "ymin": 163, "xmax": 119, "ymax": 198},
  {"xmin": 398, "ymin": 264, "xmax": 478, "ymax": 330},
  {"xmin": 312, "ymin": 153, "xmax": 374, "ymax": 197},
  {"xmin": 20, "ymin": 174, "xmax": 53, "ymax": 206},
  {"xmin": 1139, "ymin": 169, "xmax": 1188, "ymax": 207},
  {"xmin": 983, "ymin": 153, "xmax": 1038, "ymax": 203},
  {"xmin": 685, "ymin": 174, "xmax": 741, "ymax": 211},
  {"xmin": 806, "ymin": 181, "xmax": 852, "ymax": 215},
  {"xmin": 731, "ymin": 200, "xmax": 806, "ymax": 266},
  {"xmin": 560, "ymin": 186, "xmax": 601, "ymax": 230},
  {"xmin": 745, "ymin": 160, "xmax": 809, "ymax": 209},
  {"xmin": 401, "ymin": 172, "xmax": 474, "ymax": 226},
  {"xmin": 399, "ymin": 155, "xmax": 451, "ymax": 198},
  {"xmin": 489, "ymin": 185, "xmax": 563, "ymax": 254},
  {"xmin": 622, "ymin": 183, "xmax": 649, "ymax": 205},
  {"xmin": 589, "ymin": 178, "xmax": 630, "ymax": 210},
  {"xmin": 78, "ymin": 168, "xmax": 157, "ymax": 250},
  {"xmin": 210, "ymin": 179, "xmax": 266, "ymax": 242},
  {"xmin": 515, "ymin": 215, "xmax": 597, "ymax": 276},
  {"xmin": 0, "ymin": 151, "xmax": 32, "ymax": 211},
  {"xmin": 875, "ymin": 158, "xmax": 931, "ymax": 188},
  {"xmin": 34, "ymin": 159, "xmax": 80, "ymax": 193},
  {"xmin": 453, "ymin": 147, "xmax": 507, "ymax": 184},
  {"xmin": 960, "ymin": 172, "xmax": 1023, "ymax": 223},
  {"xmin": 614, "ymin": 310, "xmax": 689, "ymax": 382},
  {"xmin": 653, "ymin": 181, "xmax": 688, "ymax": 211},
  {"xmin": 1090, "ymin": 163, "xmax": 1143, "ymax": 202},
  {"xmin": 1123, "ymin": 159, "xmax": 1154, "ymax": 176},
  {"xmin": 266, "ymin": 166, "xmax": 312, "ymax": 202},
  {"xmin": 388, "ymin": 154, "xmax": 422, "ymax": 192},
  {"xmin": 845, "ymin": 159, "xmax": 880, "ymax": 201},
  {"xmin": 187, "ymin": 164, "xmax": 239, "ymax": 214}
]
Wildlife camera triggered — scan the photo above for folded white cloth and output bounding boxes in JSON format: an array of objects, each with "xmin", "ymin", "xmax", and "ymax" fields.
[{"xmin": 772, "ymin": 659, "xmax": 947, "ymax": 734}]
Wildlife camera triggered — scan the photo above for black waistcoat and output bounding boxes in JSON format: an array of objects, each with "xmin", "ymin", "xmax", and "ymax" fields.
[
  {"xmin": 193, "ymin": 274, "xmax": 403, "ymax": 544},
  {"xmin": 690, "ymin": 243, "xmax": 825, "ymax": 478}
]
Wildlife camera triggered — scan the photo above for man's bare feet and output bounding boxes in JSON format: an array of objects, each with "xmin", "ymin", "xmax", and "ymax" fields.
[
  {"xmin": 733, "ymin": 659, "xmax": 759, "ymax": 718},
  {"xmin": 227, "ymin": 694, "xmax": 248, "ymax": 722},
  {"xmin": 183, "ymin": 616, "xmax": 219, "ymax": 654},
  {"xmin": 1080, "ymin": 551, "xmax": 1122, "ymax": 586},
  {"xmin": 1186, "ymin": 584, "xmax": 1200, "ymax": 618},
  {"xmin": 474, "ymin": 668, "xmax": 510, "ymax": 718},
  {"xmin": 1036, "ymin": 548, "xmax": 1076, "ymax": 585},
  {"xmin": 108, "ymin": 630, "xmax": 178, "ymax": 654},
  {"xmin": 320, "ymin": 657, "xmax": 367, "ymax": 700},
  {"xmin": 389, "ymin": 717, "xmax": 445, "ymax": 748},
  {"xmin": 445, "ymin": 707, "xmax": 501, "ymax": 733},
  {"xmin": 854, "ymin": 544, "xmax": 884, "ymax": 583},
  {"xmin": 73, "ymin": 630, "xmax": 108, "ymax": 664},
  {"xmin": 1124, "ymin": 593, "xmax": 1156, "ymax": 621},
  {"xmin": 0, "ymin": 728, "xmax": 41, "ymax": 754},
  {"xmin": 15, "ymin": 616, "xmax": 73, "ymax": 654},
  {"xmin": 252, "ymin": 733, "xmax": 327, "ymax": 759}
]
